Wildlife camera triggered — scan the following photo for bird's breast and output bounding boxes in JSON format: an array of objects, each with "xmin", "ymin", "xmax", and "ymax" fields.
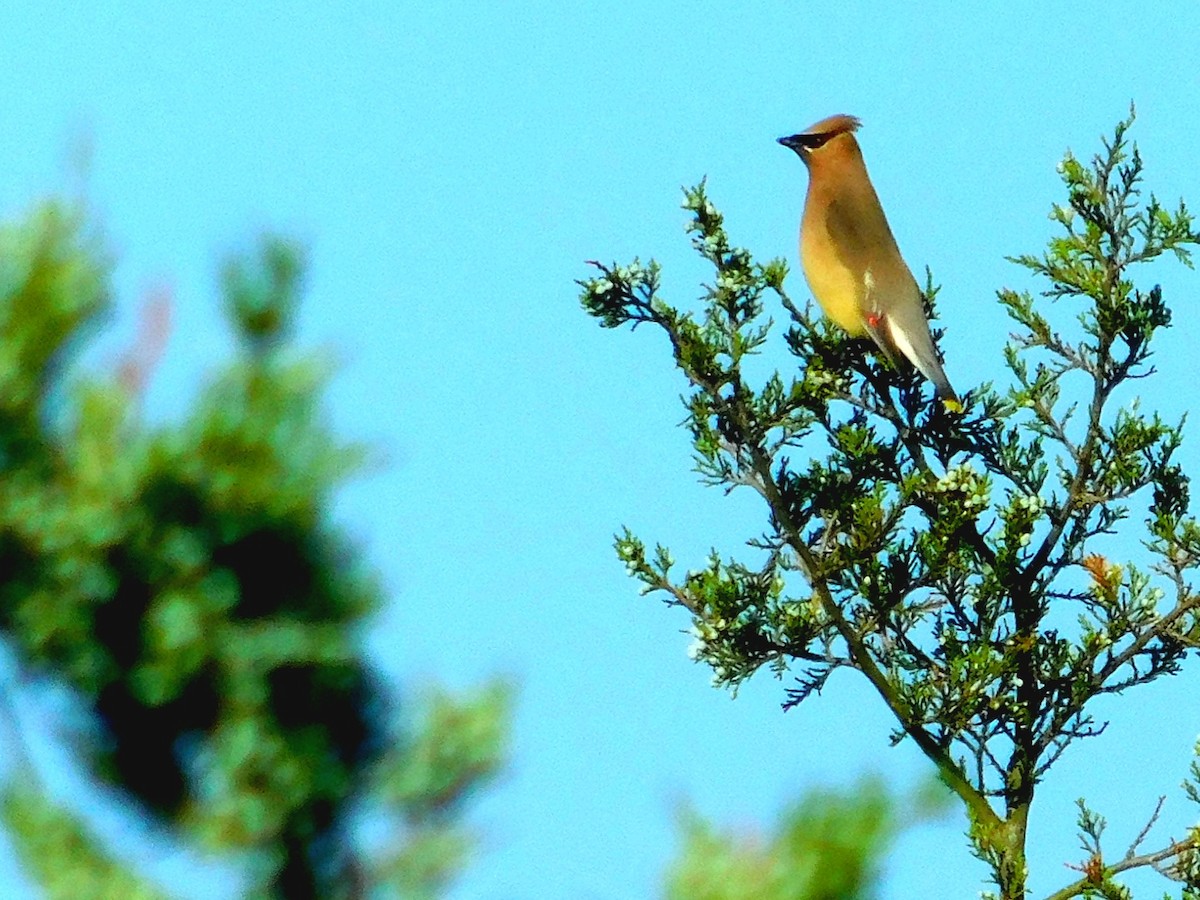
[{"xmin": 799, "ymin": 224, "xmax": 868, "ymax": 336}]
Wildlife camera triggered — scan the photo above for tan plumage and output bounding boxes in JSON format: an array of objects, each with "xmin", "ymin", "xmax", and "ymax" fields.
[{"xmin": 778, "ymin": 114, "xmax": 958, "ymax": 407}]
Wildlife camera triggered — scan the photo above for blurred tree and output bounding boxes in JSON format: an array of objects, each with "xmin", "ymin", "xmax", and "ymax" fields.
[
  {"xmin": 0, "ymin": 203, "xmax": 509, "ymax": 898},
  {"xmin": 665, "ymin": 776, "xmax": 949, "ymax": 900},
  {"xmin": 582, "ymin": 111, "xmax": 1200, "ymax": 899}
]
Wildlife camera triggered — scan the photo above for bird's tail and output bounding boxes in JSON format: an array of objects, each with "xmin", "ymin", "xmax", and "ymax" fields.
[{"xmin": 878, "ymin": 314, "xmax": 961, "ymax": 412}]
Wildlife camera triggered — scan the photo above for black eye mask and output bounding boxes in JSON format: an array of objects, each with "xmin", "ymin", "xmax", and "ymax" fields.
[
  {"xmin": 777, "ymin": 131, "xmax": 835, "ymax": 154},
  {"xmin": 798, "ymin": 132, "xmax": 834, "ymax": 150}
]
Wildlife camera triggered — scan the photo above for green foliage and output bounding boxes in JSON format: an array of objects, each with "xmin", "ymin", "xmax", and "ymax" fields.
[
  {"xmin": 0, "ymin": 202, "xmax": 108, "ymax": 446},
  {"xmin": 665, "ymin": 776, "xmax": 950, "ymax": 900},
  {"xmin": 583, "ymin": 111, "xmax": 1200, "ymax": 899},
  {"xmin": 223, "ymin": 234, "xmax": 305, "ymax": 348},
  {"xmin": 1, "ymin": 781, "xmax": 167, "ymax": 900},
  {"xmin": 378, "ymin": 681, "xmax": 511, "ymax": 820},
  {"xmin": 371, "ymin": 681, "xmax": 511, "ymax": 898},
  {"xmin": 0, "ymin": 207, "xmax": 508, "ymax": 897}
]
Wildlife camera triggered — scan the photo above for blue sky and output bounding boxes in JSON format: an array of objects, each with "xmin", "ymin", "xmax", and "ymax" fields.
[{"xmin": 2, "ymin": 3, "xmax": 1200, "ymax": 898}]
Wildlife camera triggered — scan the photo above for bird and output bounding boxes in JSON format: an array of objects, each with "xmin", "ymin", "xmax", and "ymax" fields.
[{"xmin": 778, "ymin": 114, "xmax": 959, "ymax": 409}]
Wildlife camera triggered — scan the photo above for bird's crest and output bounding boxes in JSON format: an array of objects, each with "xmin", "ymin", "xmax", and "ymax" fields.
[{"xmin": 802, "ymin": 114, "xmax": 862, "ymax": 139}]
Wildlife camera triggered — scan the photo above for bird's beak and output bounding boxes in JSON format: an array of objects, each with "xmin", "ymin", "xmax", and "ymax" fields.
[{"xmin": 777, "ymin": 134, "xmax": 806, "ymax": 155}]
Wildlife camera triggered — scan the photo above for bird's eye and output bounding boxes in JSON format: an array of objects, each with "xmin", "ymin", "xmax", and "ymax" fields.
[{"xmin": 801, "ymin": 132, "xmax": 833, "ymax": 150}]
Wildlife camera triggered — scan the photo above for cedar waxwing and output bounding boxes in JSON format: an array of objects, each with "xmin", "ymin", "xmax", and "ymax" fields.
[{"xmin": 778, "ymin": 114, "xmax": 959, "ymax": 407}]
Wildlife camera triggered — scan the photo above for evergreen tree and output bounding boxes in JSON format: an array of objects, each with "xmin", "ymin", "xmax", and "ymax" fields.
[
  {"xmin": 582, "ymin": 111, "xmax": 1200, "ymax": 899},
  {"xmin": 666, "ymin": 776, "xmax": 948, "ymax": 900},
  {"xmin": 0, "ymin": 202, "xmax": 508, "ymax": 898}
]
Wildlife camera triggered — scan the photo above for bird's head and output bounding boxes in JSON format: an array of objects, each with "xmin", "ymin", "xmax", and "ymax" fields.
[{"xmin": 778, "ymin": 114, "xmax": 863, "ymax": 166}]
